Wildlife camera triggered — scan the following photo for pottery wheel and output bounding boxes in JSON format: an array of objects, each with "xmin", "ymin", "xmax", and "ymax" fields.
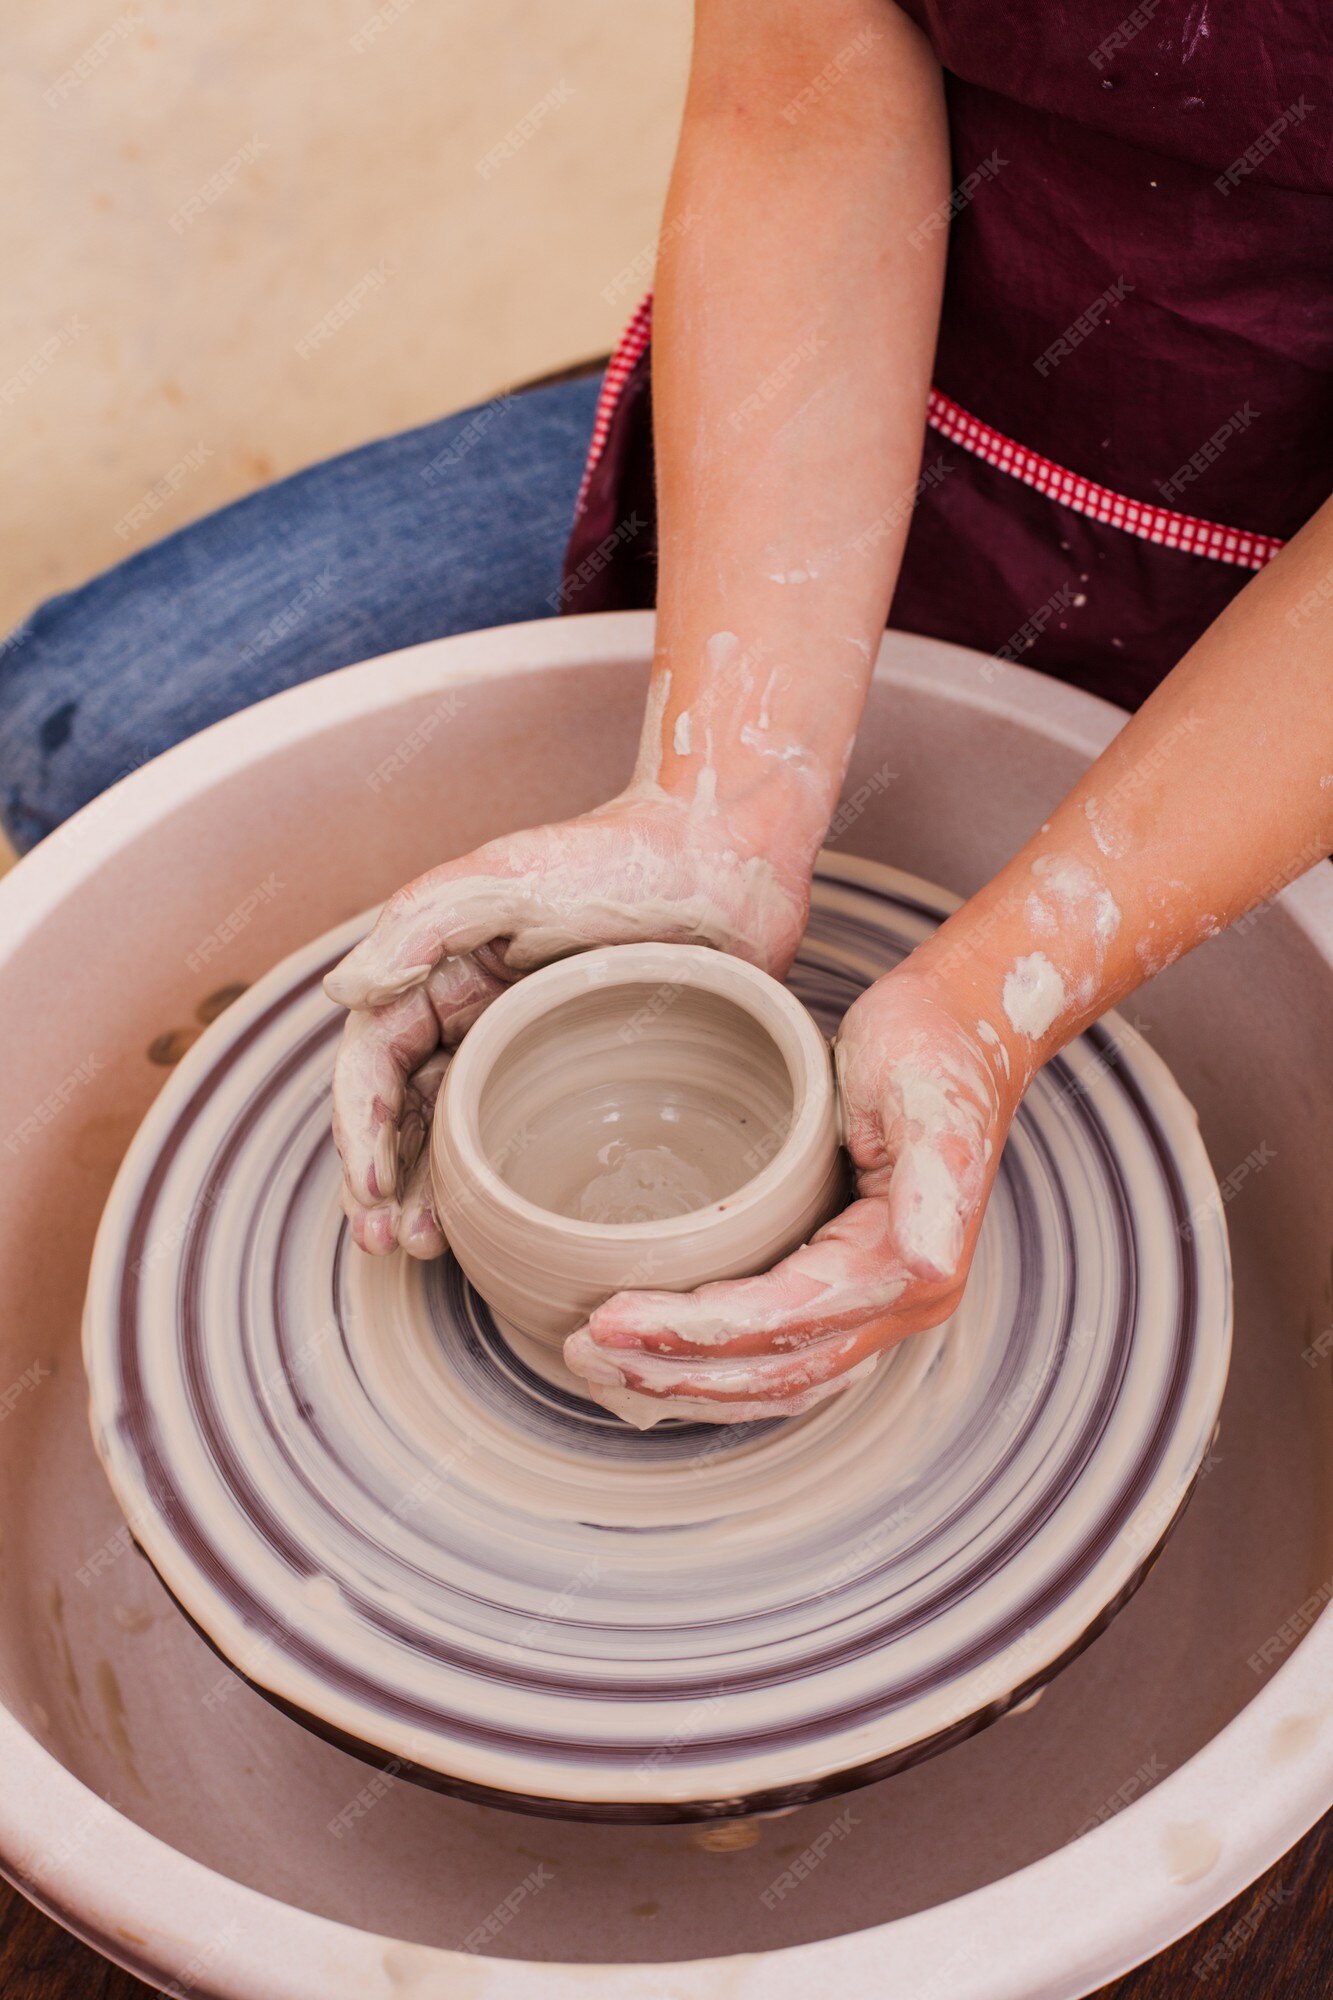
[{"xmin": 83, "ymin": 855, "xmax": 1231, "ymax": 1820}]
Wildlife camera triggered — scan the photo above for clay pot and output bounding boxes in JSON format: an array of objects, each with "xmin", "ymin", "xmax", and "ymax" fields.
[{"xmin": 430, "ymin": 941, "xmax": 844, "ymax": 1345}]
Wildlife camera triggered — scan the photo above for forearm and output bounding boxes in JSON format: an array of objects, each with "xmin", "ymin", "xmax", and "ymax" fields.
[
  {"xmin": 630, "ymin": 0, "xmax": 949, "ymax": 882},
  {"xmin": 914, "ymin": 495, "xmax": 1333, "ymax": 1084}
]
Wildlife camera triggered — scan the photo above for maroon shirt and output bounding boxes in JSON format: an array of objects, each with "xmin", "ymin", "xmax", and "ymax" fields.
[{"xmin": 562, "ymin": 0, "xmax": 1332, "ymax": 710}]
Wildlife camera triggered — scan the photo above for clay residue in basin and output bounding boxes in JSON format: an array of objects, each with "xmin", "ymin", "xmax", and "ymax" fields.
[
  {"xmin": 48, "ymin": 1580, "xmax": 90, "ymax": 1737},
  {"xmin": 478, "ymin": 982, "xmax": 795, "ymax": 1223},
  {"xmin": 96, "ymin": 1658, "xmax": 147, "ymax": 1796},
  {"xmin": 1162, "ymin": 1819, "xmax": 1222, "ymax": 1884},
  {"xmin": 1270, "ymin": 1712, "xmax": 1321, "ymax": 1761}
]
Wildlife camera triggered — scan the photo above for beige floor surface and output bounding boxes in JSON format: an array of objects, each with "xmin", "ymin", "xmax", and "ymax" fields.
[{"xmin": 3, "ymin": 0, "xmax": 690, "ymax": 639}]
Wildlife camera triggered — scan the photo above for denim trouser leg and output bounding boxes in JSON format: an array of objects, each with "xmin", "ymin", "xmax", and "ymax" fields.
[{"xmin": 0, "ymin": 375, "xmax": 601, "ymax": 852}]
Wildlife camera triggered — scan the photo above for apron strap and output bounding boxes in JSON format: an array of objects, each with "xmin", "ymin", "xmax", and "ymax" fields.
[{"xmin": 576, "ymin": 294, "xmax": 1284, "ymax": 573}]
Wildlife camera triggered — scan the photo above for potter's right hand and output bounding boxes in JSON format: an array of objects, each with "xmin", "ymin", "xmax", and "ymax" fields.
[
  {"xmin": 323, "ymin": 791, "xmax": 812, "ymax": 1259},
  {"xmin": 562, "ymin": 963, "xmax": 1019, "ymax": 1423}
]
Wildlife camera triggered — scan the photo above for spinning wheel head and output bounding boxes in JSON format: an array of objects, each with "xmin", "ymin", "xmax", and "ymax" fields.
[{"xmin": 83, "ymin": 856, "xmax": 1231, "ymax": 1819}]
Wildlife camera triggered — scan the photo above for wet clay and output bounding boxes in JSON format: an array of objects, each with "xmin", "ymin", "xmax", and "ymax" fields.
[
  {"xmin": 483, "ymin": 983, "xmax": 795, "ymax": 1224},
  {"xmin": 433, "ymin": 942, "xmax": 844, "ymax": 1350}
]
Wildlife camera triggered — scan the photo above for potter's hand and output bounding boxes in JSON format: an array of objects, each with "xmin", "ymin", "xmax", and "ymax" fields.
[
  {"xmin": 564, "ymin": 966, "xmax": 1016, "ymax": 1422},
  {"xmin": 324, "ymin": 792, "xmax": 810, "ymax": 1257}
]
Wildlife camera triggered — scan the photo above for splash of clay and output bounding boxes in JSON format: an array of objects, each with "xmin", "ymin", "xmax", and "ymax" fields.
[
  {"xmin": 1003, "ymin": 953, "xmax": 1066, "ymax": 1039},
  {"xmin": 704, "ymin": 630, "xmax": 742, "ymax": 676},
  {"xmin": 975, "ymin": 1017, "xmax": 1012, "ymax": 1079},
  {"xmin": 634, "ymin": 666, "xmax": 672, "ymax": 783},
  {"xmin": 1031, "ymin": 854, "xmax": 1121, "ymax": 948},
  {"xmin": 1083, "ymin": 795, "xmax": 1129, "ymax": 861}
]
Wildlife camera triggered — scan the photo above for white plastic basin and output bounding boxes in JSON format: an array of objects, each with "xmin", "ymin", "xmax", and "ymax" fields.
[{"xmin": 0, "ymin": 612, "xmax": 1328, "ymax": 1998}]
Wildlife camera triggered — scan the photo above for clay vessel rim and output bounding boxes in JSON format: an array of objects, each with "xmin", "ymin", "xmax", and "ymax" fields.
[{"xmin": 434, "ymin": 941, "xmax": 836, "ymax": 1241}]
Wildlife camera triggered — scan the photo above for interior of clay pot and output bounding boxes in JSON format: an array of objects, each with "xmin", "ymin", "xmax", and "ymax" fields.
[
  {"xmin": 0, "ymin": 620, "xmax": 1329, "ymax": 1970},
  {"xmin": 479, "ymin": 981, "xmax": 795, "ymax": 1222}
]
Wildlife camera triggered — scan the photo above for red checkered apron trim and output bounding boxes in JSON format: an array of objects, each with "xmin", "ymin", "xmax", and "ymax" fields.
[
  {"xmin": 574, "ymin": 293, "xmax": 654, "ymax": 518},
  {"xmin": 926, "ymin": 389, "xmax": 1283, "ymax": 570},
  {"xmin": 576, "ymin": 292, "xmax": 1285, "ymax": 572}
]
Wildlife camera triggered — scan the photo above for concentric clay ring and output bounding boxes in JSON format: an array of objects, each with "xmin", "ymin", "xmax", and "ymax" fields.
[{"xmin": 82, "ymin": 855, "xmax": 1232, "ymax": 1820}]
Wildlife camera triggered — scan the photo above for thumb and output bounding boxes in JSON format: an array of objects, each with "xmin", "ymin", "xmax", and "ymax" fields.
[{"xmin": 325, "ymin": 864, "xmax": 532, "ymax": 1008}]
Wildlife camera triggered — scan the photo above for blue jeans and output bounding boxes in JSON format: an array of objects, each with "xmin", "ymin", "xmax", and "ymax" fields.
[{"xmin": 0, "ymin": 375, "xmax": 602, "ymax": 851}]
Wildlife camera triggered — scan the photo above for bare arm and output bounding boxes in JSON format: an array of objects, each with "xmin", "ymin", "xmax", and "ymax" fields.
[
  {"xmin": 325, "ymin": 2, "xmax": 950, "ymax": 1257},
  {"xmin": 631, "ymin": 0, "xmax": 949, "ymax": 894},
  {"xmin": 569, "ymin": 510, "xmax": 1333, "ymax": 1420},
  {"xmin": 912, "ymin": 494, "xmax": 1333, "ymax": 1078}
]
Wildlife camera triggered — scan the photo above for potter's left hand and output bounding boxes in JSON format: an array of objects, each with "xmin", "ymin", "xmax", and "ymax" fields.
[
  {"xmin": 323, "ymin": 792, "xmax": 812, "ymax": 1259},
  {"xmin": 564, "ymin": 963, "xmax": 1019, "ymax": 1422}
]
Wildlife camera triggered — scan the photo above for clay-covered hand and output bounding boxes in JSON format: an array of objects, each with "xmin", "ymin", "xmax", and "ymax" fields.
[
  {"xmin": 563, "ymin": 965, "xmax": 1018, "ymax": 1423},
  {"xmin": 324, "ymin": 791, "xmax": 811, "ymax": 1258}
]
